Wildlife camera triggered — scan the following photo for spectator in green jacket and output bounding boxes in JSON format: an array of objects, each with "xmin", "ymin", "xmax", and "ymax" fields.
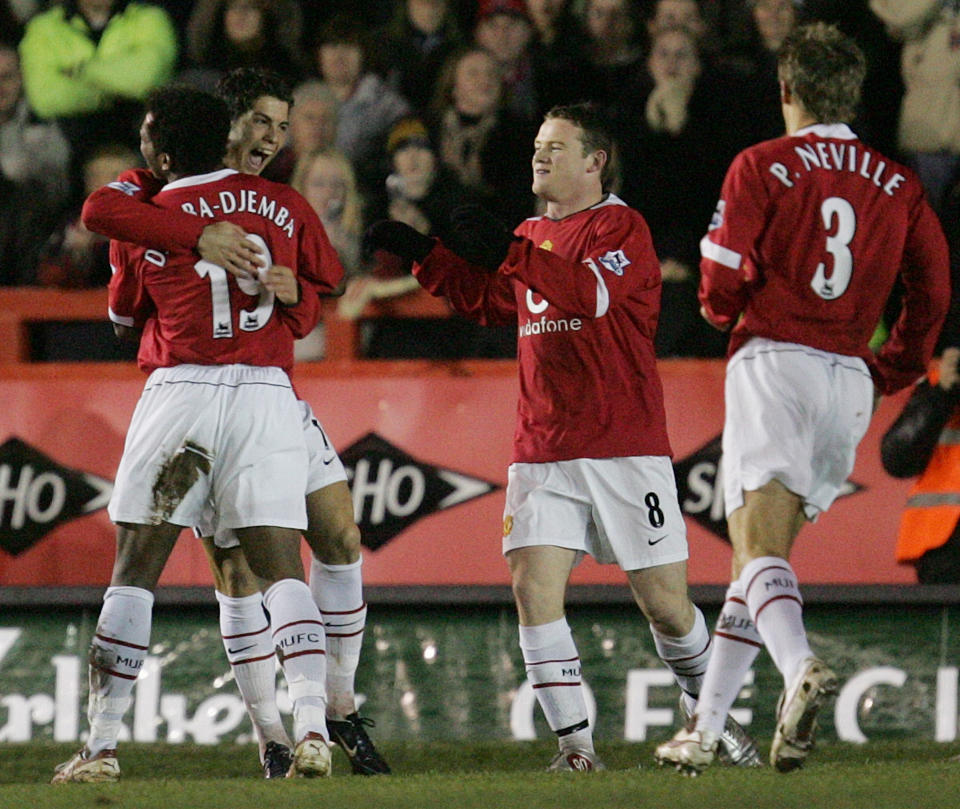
[{"xmin": 18, "ymin": 0, "xmax": 177, "ymax": 200}]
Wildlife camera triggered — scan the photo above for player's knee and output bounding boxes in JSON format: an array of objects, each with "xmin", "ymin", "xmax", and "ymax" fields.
[
  {"xmin": 510, "ymin": 574, "xmax": 565, "ymax": 625},
  {"xmin": 213, "ymin": 556, "xmax": 260, "ymax": 598},
  {"xmin": 307, "ymin": 520, "xmax": 362, "ymax": 565},
  {"xmin": 636, "ymin": 585, "xmax": 695, "ymax": 636}
]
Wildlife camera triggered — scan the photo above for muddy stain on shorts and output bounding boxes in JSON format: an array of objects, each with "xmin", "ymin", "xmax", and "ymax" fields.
[{"xmin": 151, "ymin": 441, "xmax": 213, "ymax": 523}]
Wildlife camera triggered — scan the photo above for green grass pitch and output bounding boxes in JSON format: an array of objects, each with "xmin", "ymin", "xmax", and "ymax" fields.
[{"xmin": 1, "ymin": 740, "xmax": 959, "ymax": 809}]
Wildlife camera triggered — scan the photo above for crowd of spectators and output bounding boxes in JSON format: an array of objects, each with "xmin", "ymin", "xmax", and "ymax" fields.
[{"xmin": 0, "ymin": 0, "xmax": 947, "ymax": 360}]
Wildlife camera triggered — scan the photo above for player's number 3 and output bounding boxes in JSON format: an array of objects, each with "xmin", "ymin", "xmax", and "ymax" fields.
[
  {"xmin": 195, "ymin": 233, "xmax": 275, "ymax": 338},
  {"xmin": 810, "ymin": 196, "xmax": 856, "ymax": 301}
]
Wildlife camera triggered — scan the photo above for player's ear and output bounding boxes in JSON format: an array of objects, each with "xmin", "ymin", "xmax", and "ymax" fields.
[{"xmin": 587, "ymin": 149, "xmax": 607, "ymax": 176}]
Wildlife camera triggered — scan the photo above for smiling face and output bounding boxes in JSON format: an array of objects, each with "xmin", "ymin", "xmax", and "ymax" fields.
[
  {"xmin": 226, "ymin": 95, "xmax": 289, "ymax": 175},
  {"xmin": 531, "ymin": 116, "xmax": 603, "ymax": 215}
]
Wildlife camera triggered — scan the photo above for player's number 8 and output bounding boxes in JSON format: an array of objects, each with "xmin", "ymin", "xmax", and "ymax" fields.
[{"xmin": 645, "ymin": 492, "xmax": 665, "ymax": 529}]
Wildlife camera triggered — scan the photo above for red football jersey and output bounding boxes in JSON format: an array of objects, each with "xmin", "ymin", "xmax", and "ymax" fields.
[
  {"xmin": 415, "ymin": 195, "xmax": 672, "ymax": 464},
  {"xmin": 83, "ymin": 167, "xmax": 198, "ymax": 250},
  {"xmin": 699, "ymin": 123, "xmax": 950, "ymax": 394},
  {"xmin": 108, "ymin": 168, "xmax": 343, "ymax": 373}
]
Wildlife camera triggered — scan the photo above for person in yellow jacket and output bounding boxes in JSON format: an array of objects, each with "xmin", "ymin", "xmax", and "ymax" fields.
[
  {"xmin": 882, "ymin": 346, "xmax": 960, "ymax": 583},
  {"xmin": 18, "ymin": 0, "xmax": 178, "ymax": 193}
]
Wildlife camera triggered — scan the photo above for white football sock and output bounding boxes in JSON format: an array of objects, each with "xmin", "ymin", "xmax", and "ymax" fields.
[
  {"xmin": 86, "ymin": 585, "xmax": 153, "ymax": 755},
  {"xmin": 694, "ymin": 580, "xmax": 762, "ymax": 736},
  {"xmin": 650, "ymin": 605, "xmax": 711, "ymax": 708},
  {"xmin": 519, "ymin": 617, "xmax": 593, "ymax": 752},
  {"xmin": 262, "ymin": 578, "xmax": 328, "ymax": 743},
  {"xmin": 216, "ymin": 590, "xmax": 291, "ymax": 756},
  {"xmin": 741, "ymin": 556, "xmax": 812, "ymax": 686},
  {"xmin": 309, "ymin": 556, "xmax": 365, "ymax": 719}
]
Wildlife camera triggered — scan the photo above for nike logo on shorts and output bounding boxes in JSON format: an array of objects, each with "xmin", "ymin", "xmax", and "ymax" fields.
[{"xmin": 648, "ymin": 535, "xmax": 668, "ymax": 546}]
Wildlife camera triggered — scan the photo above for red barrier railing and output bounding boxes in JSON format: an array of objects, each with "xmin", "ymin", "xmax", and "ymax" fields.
[{"xmin": 0, "ymin": 286, "xmax": 453, "ymax": 364}]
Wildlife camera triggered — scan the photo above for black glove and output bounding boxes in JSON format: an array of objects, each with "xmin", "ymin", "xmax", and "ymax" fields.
[
  {"xmin": 446, "ymin": 202, "xmax": 518, "ymax": 271},
  {"xmin": 362, "ymin": 220, "xmax": 435, "ymax": 263}
]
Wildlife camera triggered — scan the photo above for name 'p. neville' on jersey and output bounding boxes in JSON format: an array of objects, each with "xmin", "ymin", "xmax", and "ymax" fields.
[{"xmin": 699, "ymin": 123, "xmax": 950, "ymax": 395}]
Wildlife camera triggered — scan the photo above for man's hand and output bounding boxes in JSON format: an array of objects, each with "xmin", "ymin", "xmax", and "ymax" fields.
[
  {"xmin": 939, "ymin": 346, "xmax": 960, "ymax": 392},
  {"xmin": 388, "ymin": 198, "xmax": 431, "ymax": 234},
  {"xmin": 337, "ymin": 276, "xmax": 378, "ymax": 320},
  {"xmin": 699, "ymin": 305, "xmax": 731, "ymax": 332},
  {"xmin": 362, "ymin": 220, "xmax": 435, "ymax": 263},
  {"xmin": 446, "ymin": 203, "xmax": 517, "ymax": 271},
  {"xmin": 261, "ymin": 265, "xmax": 299, "ymax": 305},
  {"xmin": 198, "ymin": 222, "xmax": 266, "ymax": 279}
]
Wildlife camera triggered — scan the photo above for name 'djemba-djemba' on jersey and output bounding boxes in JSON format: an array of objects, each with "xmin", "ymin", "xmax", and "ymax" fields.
[{"xmin": 178, "ymin": 189, "xmax": 296, "ymax": 238}]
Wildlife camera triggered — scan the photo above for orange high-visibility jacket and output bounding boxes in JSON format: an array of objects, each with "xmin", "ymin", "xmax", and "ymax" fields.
[{"xmin": 896, "ymin": 366, "xmax": 960, "ymax": 562}]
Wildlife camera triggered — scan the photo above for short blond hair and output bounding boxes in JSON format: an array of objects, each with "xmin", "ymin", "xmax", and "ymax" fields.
[
  {"xmin": 777, "ymin": 22, "xmax": 866, "ymax": 124},
  {"xmin": 290, "ymin": 148, "xmax": 364, "ymax": 237}
]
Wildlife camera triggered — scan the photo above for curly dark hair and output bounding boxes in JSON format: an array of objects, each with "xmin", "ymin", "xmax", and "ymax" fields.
[
  {"xmin": 778, "ymin": 23, "xmax": 866, "ymax": 124},
  {"xmin": 543, "ymin": 102, "xmax": 621, "ymax": 193},
  {"xmin": 144, "ymin": 85, "xmax": 231, "ymax": 175},
  {"xmin": 215, "ymin": 67, "xmax": 294, "ymax": 121}
]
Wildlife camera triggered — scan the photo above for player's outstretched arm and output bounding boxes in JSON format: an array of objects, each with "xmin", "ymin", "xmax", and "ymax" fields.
[
  {"xmin": 362, "ymin": 220, "xmax": 436, "ymax": 264},
  {"xmin": 364, "ymin": 219, "xmax": 516, "ymax": 325},
  {"xmin": 82, "ymin": 172, "xmax": 264, "ymax": 279},
  {"xmin": 82, "ymin": 174, "xmax": 203, "ymax": 251},
  {"xmin": 446, "ymin": 203, "xmax": 519, "ymax": 271}
]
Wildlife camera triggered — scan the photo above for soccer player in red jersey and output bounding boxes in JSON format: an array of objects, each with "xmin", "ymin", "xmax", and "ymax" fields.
[
  {"xmin": 364, "ymin": 101, "xmax": 761, "ymax": 771},
  {"xmin": 82, "ymin": 69, "xmax": 390, "ymax": 778},
  {"xmin": 655, "ymin": 23, "xmax": 951, "ymax": 775},
  {"xmin": 52, "ymin": 85, "xmax": 344, "ymax": 783}
]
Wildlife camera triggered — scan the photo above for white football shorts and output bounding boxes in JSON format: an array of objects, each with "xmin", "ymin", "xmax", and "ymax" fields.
[
  {"xmin": 196, "ymin": 399, "xmax": 348, "ymax": 547},
  {"xmin": 502, "ymin": 456, "xmax": 688, "ymax": 570},
  {"xmin": 109, "ymin": 364, "xmax": 308, "ymax": 535},
  {"xmin": 722, "ymin": 337, "xmax": 874, "ymax": 520}
]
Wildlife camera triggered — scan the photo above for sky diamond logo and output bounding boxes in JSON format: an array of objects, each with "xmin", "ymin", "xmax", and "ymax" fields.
[
  {"xmin": 340, "ymin": 432, "xmax": 501, "ymax": 550},
  {"xmin": 672, "ymin": 434, "xmax": 863, "ymax": 543},
  {"xmin": 0, "ymin": 437, "xmax": 113, "ymax": 556}
]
